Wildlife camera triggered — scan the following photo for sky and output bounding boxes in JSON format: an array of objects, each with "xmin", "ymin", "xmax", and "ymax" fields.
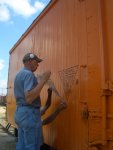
[{"xmin": 0, "ymin": 0, "xmax": 51, "ymax": 95}]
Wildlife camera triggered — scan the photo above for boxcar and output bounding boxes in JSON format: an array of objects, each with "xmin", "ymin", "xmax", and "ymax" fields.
[{"xmin": 7, "ymin": 0, "xmax": 113, "ymax": 149}]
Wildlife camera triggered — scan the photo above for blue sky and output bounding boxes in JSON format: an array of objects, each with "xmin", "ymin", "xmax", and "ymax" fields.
[{"xmin": 0, "ymin": 0, "xmax": 51, "ymax": 95}]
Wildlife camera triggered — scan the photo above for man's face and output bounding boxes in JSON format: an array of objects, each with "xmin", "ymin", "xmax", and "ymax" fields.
[{"xmin": 29, "ymin": 59, "xmax": 39, "ymax": 72}]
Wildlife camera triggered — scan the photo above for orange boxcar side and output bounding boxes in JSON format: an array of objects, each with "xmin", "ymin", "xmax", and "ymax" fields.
[{"xmin": 7, "ymin": 0, "xmax": 113, "ymax": 149}]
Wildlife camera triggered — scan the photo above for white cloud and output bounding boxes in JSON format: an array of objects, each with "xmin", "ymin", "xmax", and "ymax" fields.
[
  {"xmin": 0, "ymin": 79, "xmax": 7, "ymax": 88},
  {"xmin": 0, "ymin": 79, "xmax": 7, "ymax": 95},
  {"xmin": 0, "ymin": 0, "xmax": 46, "ymax": 22},
  {"xmin": 0, "ymin": 59, "xmax": 7, "ymax": 95},
  {"xmin": 0, "ymin": 59, "xmax": 5, "ymax": 71},
  {"xmin": 4, "ymin": 0, "xmax": 37, "ymax": 17},
  {"xmin": 0, "ymin": 4, "xmax": 10, "ymax": 21},
  {"xmin": 34, "ymin": 1, "xmax": 45, "ymax": 10}
]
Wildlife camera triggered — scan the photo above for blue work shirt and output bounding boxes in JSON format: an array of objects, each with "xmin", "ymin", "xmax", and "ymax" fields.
[{"xmin": 14, "ymin": 67, "xmax": 41, "ymax": 107}]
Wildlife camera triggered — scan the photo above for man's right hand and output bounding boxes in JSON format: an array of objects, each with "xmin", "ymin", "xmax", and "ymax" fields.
[{"xmin": 41, "ymin": 70, "xmax": 51, "ymax": 83}]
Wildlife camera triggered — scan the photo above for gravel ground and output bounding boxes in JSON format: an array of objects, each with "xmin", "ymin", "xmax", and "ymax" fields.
[{"xmin": 0, "ymin": 106, "xmax": 16, "ymax": 150}]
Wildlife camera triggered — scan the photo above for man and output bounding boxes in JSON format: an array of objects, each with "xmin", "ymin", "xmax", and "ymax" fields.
[{"xmin": 14, "ymin": 52, "xmax": 51, "ymax": 150}]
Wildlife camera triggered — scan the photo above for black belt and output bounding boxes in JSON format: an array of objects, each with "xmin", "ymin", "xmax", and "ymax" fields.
[{"xmin": 17, "ymin": 104, "xmax": 40, "ymax": 109}]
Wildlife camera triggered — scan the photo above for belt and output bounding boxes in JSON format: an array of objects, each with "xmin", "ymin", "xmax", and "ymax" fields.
[{"xmin": 17, "ymin": 104, "xmax": 40, "ymax": 109}]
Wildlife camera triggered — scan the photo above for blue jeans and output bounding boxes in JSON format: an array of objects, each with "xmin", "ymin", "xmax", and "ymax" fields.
[{"xmin": 15, "ymin": 106, "xmax": 43, "ymax": 150}]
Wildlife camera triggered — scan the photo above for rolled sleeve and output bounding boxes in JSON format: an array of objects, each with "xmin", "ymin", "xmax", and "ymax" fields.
[{"xmin": 24, "ymin": 72, "xmax": 35, "ymax": 93}]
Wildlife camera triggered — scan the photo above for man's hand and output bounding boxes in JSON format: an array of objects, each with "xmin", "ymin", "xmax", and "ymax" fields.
[{"xmin": 41, "ymin": 70, "xmax": 51, "ymax": 83}]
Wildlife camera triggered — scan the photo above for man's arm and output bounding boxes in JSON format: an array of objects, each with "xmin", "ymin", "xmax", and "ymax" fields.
[
  {"xmin": 40, "ymin": 88, "xmax": 52, "ymax": 116},
  {"xmin": 42, "ymin": 101, "xmax": 67, "ymax": 125},
  {"xmin": 25, "ymin": 71, "xmax": 51, "ymax": 104}
]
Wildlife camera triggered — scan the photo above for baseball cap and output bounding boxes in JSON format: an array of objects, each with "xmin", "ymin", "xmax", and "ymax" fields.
[{"xmin": 23, "ymin": 53, "xmax": 43, "ymax": 63}]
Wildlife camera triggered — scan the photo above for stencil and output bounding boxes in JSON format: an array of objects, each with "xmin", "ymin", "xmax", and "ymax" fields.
[{"xmin": 59, "ymin": 66, "xmax": 79, "ymax": 101}]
